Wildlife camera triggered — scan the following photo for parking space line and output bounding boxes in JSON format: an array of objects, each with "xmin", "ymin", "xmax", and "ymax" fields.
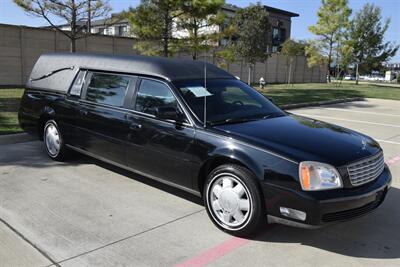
[
  {"xmin": 295, "ymin": 114, "xmax": 400, "ymax": 128},
  {"xmin": 321, "ymin": 108, "xmax": 400, "ymax": 117},
  {"xmin": 175, "ymin": 224, "xmax": 275, "ymax": 267},
  {"xmin": 0, "ymin": 217, "xmax": 60, "ymax": 267},
  {"xmin": 57, "ymin": 209, "xmax": 205, "ymax": 265},
  {"xmin": 376, "ymin": 139, "xmax": 400, "ymax": 145}
]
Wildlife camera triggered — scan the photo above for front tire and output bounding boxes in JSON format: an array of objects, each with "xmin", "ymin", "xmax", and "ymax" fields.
[
  {"xmin": 204, "ymin": 164, "xmax": 265, "ymax": 237},
  {"xmin": 43, "ymin": 120, "xmax": 68, "ymax": 161}
]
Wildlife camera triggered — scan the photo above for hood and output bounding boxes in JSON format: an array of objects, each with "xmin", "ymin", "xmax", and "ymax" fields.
[{"xmin": 213, "ymin": 114, "xmax": 381, "ymax": 166}]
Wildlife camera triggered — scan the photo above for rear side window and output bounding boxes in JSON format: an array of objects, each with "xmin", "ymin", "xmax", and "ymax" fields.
[
  {"xmin": 70, "ymin": 70, "xmax": 86, "ymax": 96},
  {"xmin": 85, "ymin": 73, "xmax": 130, "ymax": 107},
  {"xmin": 135, "ymin": 79, "xmax": 178, "ymax": 116}
]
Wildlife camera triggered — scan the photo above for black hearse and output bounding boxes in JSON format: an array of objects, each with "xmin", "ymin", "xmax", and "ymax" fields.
[{"xmin": 19, "ymin": 53, "xmax": 391, "ymax": 236}]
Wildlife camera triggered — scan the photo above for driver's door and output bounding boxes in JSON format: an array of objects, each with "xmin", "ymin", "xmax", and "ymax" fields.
[{"xmin": 126, "ymin": 78, "xmax": 195, "ymax": 189}]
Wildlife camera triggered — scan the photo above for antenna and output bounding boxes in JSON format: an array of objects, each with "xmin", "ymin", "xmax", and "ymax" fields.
[{"xmin": 203, "ymin": 50, "xmax": 207, "ymax": 128}]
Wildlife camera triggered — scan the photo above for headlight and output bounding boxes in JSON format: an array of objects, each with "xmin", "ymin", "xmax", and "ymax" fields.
[{"xmin": 299, "ymin": 161, "xmax": 342, "ymax": 191}]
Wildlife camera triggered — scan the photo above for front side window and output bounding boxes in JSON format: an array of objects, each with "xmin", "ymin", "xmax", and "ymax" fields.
[
  {"xmin": 135, "ymin": 79, "xmax": 178, "ymax": 116},
  {"xmin": 85, "ymin": 73, "xmax": 130, "ymax": 107},
  {"xmin": 175, "ymin": 79, "xmax": 285, "ymax": 125}
]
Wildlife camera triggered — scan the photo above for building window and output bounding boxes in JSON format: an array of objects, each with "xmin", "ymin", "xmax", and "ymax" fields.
[
  {"xmin": 105, "ymin": 27, "xmax": 113, "ymax": 35},
  {"xmin": 220, "ymin": 38, "xmax": 228, "ymax": 47},
  {"xmin": 272, "ymin": 27, "xmax": 280, "ymax": 39},
  {"xmin": 98, "ymin": 27, "xmax": 105, "ymax": 34},
  {"xmin": 280, "ymin": 28, "xmax": 286, "ymax": 42},
  {"xmin": 272, "ymin": 46, "xmax": 278, "ymax": 53},
  {"xmin": 118, "ymin": 25, "xmax": 127, "ymax": 36}
]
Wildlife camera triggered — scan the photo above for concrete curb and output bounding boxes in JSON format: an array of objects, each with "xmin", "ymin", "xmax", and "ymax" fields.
[
  {"xmin": 0, "ymin": 133, "xmax": 35, "ymax": 145},
  {"xmin": 281, "ymin": 97, "xmax": 365, "ymax": 110}
]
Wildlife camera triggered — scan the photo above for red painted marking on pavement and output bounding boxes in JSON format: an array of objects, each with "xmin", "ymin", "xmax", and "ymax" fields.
[
  {"xmin": 386, "ymin": 154, "xmax": 400, "ymax": 166},
  {"xmin": 175, "ymin": 237, "xmax": 248, "ymax": 267},
  {"xmin": 175, "ymin": 225, "xmax": 275, "ymax": 267}
]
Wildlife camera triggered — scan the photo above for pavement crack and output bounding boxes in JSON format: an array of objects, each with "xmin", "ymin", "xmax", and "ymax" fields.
[
  {"xmin": 56, "ymin": 208, "xmax": 205, "ymax": 265},
  {"xmin": 0, "ymin": 216, "xmax": 61, "ymax": 267}
]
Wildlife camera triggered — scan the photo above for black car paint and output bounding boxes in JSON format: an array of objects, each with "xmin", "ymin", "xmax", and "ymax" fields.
[{"xmin": 19, "ymin": 71, "xmax": 392, "ymax": 228}]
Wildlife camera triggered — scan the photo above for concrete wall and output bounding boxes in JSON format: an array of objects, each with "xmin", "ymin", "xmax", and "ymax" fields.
[{"xmin": 0, "ymin": 23, "xmax": 326, "ymax": 87}]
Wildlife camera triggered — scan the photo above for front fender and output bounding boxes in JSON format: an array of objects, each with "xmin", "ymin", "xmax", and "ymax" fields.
[
  {"xmin": 195, "ymin": 129, "xmax": 297, "ymax": 183},
  {"xmin": 207, "ymin": 145, "xmax": 265, "ymax": 180}
]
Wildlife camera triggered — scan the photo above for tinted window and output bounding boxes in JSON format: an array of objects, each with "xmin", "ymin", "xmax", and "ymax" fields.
[
  {"xmin": 85, "ymin": 73, "xmax": 130, "ymax": 107},
  {"xmin": 135, "ymin": 79, "xmax": 178, "ymax": 116},
  {"xmin": 175, "ymin": 79, "xmax": 284, "ymax": 124}
]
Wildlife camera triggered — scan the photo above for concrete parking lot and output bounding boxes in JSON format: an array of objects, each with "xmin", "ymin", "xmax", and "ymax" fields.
[{"xmin": 0, "ymin": 98, "xmax": 399, "ymax": 267}]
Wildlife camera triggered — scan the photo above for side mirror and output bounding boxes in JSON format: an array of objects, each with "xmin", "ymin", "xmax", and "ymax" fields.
[{"xmin": 156, "ymin": 106, "xmax": 184, "ymax": 122}]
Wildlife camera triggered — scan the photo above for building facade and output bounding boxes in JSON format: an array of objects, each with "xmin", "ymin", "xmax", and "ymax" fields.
[
  {"xmin": 58, "ymin": 4, "xmax": 298, "ymax": 52},
  {"xmin": 383, "ymin": 62, "xmax": 400, "ymax": 71},
  {"xmin": 219, "ymin": 4, "xmax": 298, "ymax": 52}
]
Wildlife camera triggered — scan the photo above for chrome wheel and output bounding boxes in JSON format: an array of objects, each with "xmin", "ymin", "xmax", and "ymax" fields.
[
  {"xmin": 208, "ymin": 173, "xmax": 252, "ymax": 229},
  {"xmin": 45, "ymin": 123, "xmax": 61, "ymax": 157}
]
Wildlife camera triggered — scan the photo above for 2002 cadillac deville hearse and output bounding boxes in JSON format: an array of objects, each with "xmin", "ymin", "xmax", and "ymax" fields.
[{"xmin": 19, "ymin": 53, "xmax": 392, "ymax": 236}]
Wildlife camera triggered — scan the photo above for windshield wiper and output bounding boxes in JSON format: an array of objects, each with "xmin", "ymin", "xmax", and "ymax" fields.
[
  {"xmin": 209, "ymin": 117, "xmax": 259, "ymax": 126},
  {"xmin": 260, "ymin": 112, "xmax": 285, "ymax": 120},
  {"xmin": 209, "ymin": 112, "xmax": 285, "ymax": 126}
]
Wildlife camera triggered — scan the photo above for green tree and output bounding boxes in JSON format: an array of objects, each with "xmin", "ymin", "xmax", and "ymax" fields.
[
  {"xmin": 308, "ymin": 0, "xmax": 351, "ymax": 82},
  {"xmin": 305, "ymin": 40, "xmax": 328, "ymax": 68},
  {"xmin": 14, "ymin": 0, "xmax": 111, "ymax": 52},
  {"xmin": 215, "ymin": 24, "xmax": 237, "ymax": 68},
  {"xmin": 177, "ymin": 0, "xmax": 225, "ymax": 60},
  {"xmin": 348, "ymin": 3, "xmax": 399, "ymax": 84},
  {"xmin": 126, "ymin": 0, "xmax": 183, "ymax": 57},
  {"xmin": 281, "ymin": 39, "xmax": 306, "ymax": 84},
  {"xmin": 232, "ymin": 3, "xmax": 271, "ymax": 85}
]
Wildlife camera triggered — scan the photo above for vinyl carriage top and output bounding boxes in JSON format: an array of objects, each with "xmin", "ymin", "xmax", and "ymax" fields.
[{"xmin": 27, "ymin": 52, "xmax": 234, "ymax": 93}]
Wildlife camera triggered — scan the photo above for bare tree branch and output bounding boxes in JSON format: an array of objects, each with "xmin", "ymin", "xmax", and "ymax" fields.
[{"xmin": 14, "ymin": 0, "xmax": 111, "ymax": 52}]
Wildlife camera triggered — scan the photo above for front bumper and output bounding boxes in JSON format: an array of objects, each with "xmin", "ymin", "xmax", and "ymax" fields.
[{"xmin": 262, "ymin": 165, "xmax": 392, "ymax": 228}]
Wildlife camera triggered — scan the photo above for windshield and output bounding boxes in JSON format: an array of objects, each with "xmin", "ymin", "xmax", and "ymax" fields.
[{"xmin": 174, "ymin": 79, "xmax": 285, "ymax": 125}]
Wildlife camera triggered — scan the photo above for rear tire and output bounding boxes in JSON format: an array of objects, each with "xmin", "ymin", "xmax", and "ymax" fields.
[
  {"xmin": 43, "ymin": 120, "xmax": 68, "ymax": 161},
  {"xmin": 204, "ymin": 164, "xmax": 265, "ymax": 237}
]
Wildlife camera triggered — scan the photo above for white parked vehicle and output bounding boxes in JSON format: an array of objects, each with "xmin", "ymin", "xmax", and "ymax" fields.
[{"xmin": 344, "ymin": 75, "xmax": 355, "ymax": 81}]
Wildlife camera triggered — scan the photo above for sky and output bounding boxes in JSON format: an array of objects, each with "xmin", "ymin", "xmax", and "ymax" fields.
[{"xmin": 0, "ymin": 0, "xmax": 399, "ymax": 62}]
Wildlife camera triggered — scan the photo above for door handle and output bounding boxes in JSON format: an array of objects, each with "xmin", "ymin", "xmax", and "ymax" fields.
[
  {"xmin": 129, "ymin": 123, "xmax": 142, "ymax": 130},
  {"xmin": 79, "ymin": 109, "xmax": 88, "ymax": 116}
]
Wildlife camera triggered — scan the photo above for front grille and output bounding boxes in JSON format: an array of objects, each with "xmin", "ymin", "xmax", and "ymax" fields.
[
  {"xmin": 322, "ymin": 190, "xmax": 386, "ymax": 222},
  {"xmin": 347, "ymin": 152, "xmax": 385, "ymax": 186}
]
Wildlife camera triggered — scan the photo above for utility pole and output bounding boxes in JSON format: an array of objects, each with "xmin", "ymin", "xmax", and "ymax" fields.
[
  {"xmin": 248, "ymin": 64, "xmax": 251, "ymax": 85},
  {"xmin": 87, "ymin": 0, "xmax": 91, "ymax": 34},
  {"xmin": 355, "ymin": 62, "xmax": 359, "ymax": 85}
]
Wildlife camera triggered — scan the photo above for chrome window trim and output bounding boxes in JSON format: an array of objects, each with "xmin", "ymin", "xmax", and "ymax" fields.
[
  {"xmin": 65, "ymin": 70, "xmax": 193, "ymax": 128},
  {"xmin": 77, "ymin": 99, "xmax": 193, "ymax": 128}
]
